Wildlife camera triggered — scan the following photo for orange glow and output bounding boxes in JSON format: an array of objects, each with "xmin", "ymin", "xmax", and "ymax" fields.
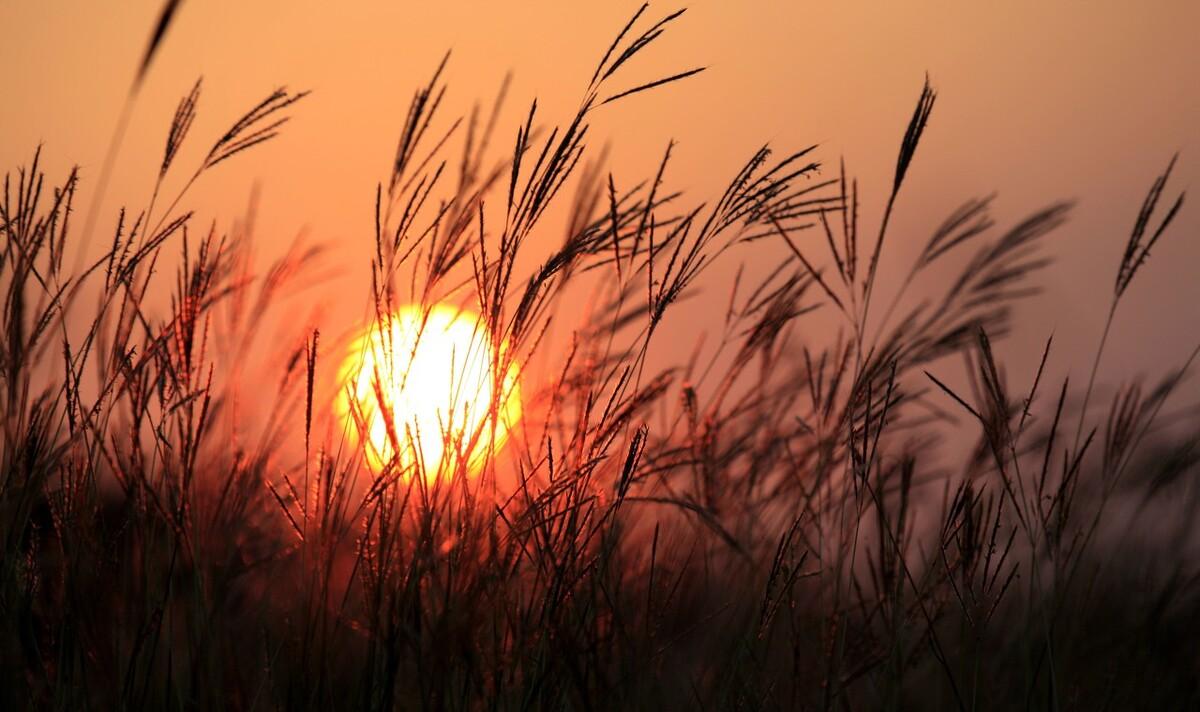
[{"xmin": 337, "ymin": 304, "xmax": 521, "ymax": 481}]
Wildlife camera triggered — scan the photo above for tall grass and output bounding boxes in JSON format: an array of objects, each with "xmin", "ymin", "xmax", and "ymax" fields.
[{"xmin": 2, "ymin": 3, "xmax": 1198, "ymax": 710}]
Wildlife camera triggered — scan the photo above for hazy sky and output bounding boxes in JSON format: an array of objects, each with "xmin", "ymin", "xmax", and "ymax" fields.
[{"xmin": 3, "ymin": 0, "xmax": 1198, "ymax": 404}]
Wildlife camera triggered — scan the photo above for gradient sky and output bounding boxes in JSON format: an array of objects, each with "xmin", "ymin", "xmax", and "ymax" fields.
[{"xmin": 3, "ymin": 1, "xmax": 1198, "ymax": 409}]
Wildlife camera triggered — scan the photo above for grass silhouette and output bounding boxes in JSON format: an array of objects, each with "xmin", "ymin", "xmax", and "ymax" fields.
[{"xmin": 1, "ymin": 3, "xmax": 1197, "ymax": 709}]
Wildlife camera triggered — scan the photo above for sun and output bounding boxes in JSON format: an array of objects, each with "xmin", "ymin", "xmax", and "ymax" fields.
[{"xmin": 337, "ymin": 303, "xmax": 521, "ymax": 481}]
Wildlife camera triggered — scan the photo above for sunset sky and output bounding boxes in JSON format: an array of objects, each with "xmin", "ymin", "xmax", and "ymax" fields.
[
  {"xmin": 4, "ymin": 0, "xmax": 1198, "ymax": 396},
  {"xmin": 5, "ymin": 5, "xmax": 1200, "ymax": 707}
]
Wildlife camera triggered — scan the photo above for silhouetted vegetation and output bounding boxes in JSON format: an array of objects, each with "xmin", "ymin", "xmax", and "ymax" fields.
[{"xmin": 2, "ymin": 4, "xmax": 1197, "ymax": 710}]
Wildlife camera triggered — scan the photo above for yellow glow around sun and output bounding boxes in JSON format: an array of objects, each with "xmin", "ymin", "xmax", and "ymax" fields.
[{"xmin": 337, "ymin": 304, "xmax": 521, "ymax": 481}]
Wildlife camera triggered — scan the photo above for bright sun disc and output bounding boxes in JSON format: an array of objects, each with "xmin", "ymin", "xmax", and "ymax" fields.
[{"xmin": 337, "ymin": 303, "xmax": 521, "ymax": 481}]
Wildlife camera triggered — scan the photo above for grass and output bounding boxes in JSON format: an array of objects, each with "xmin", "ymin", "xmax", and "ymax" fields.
[{"xmin": 3, "ymin": 3, "xmax": 1199, "ymax": 710}]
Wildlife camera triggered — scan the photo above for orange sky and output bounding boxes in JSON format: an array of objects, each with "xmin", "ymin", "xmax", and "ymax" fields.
[{"xmin": 3, "ymin": 0, "xmax": 1199, "ymax": 406}]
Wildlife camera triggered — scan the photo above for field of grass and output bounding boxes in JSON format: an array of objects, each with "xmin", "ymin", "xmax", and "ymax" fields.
[{"xmin": 2, "ymin": 4, "xmax": 1198, "ymax": 710}]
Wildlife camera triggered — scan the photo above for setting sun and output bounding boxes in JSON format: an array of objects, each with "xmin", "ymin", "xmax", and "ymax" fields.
[{"xmin": 337, "ymin": 303, "xmax": 521, "ymax": 481}]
